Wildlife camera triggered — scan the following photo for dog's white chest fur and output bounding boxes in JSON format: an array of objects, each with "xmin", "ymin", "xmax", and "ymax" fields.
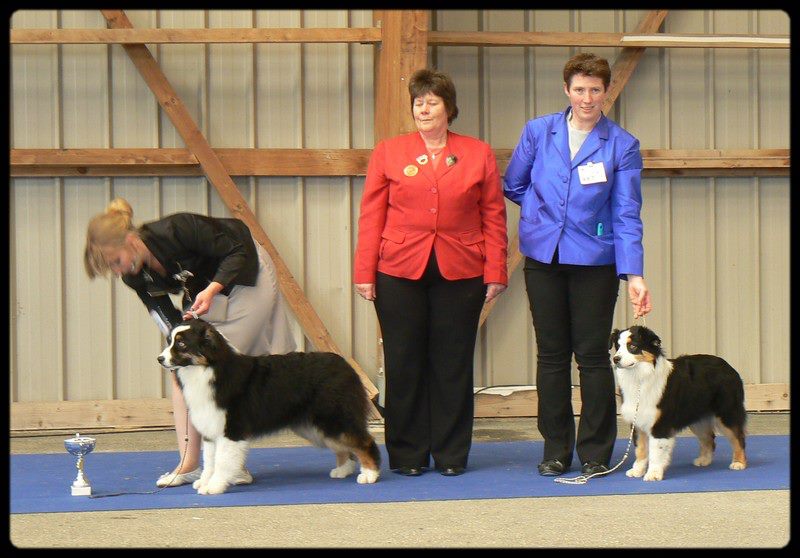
[
  {"xmin": 177, "ymin": 365, "xmax": 226, "ymax": 439},
  {"xmin": 616, "ymin": 359, "xmax": 671, "ymax": 432}
]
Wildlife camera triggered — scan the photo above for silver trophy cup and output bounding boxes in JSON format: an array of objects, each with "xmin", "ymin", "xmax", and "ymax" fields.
[{"xmin": 64, "ymin": 433, "xmax": 96, "ymax": 496}]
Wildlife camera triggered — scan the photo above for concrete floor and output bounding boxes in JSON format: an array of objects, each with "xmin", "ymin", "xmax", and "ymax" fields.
[{"xmin": 9, "ymin": 413, "xmax": 791, "ymax": 548}]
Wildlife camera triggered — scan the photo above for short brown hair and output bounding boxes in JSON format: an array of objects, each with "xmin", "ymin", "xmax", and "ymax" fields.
[
  {"xmin": 563, "ymin": 53, "xmax": 611, "ymax": 90},
  {"xmin": 408, "ymin": 68, "xmax": 459, "ymax": 124},
  {"xmin": 84, "ymin": 198, "xmax": 138, "ymax": 278}
]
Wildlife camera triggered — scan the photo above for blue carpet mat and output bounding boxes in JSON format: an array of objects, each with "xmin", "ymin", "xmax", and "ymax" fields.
[{"xmin": 10, "ymin": 435, "xmax": 788, "ymax": 514}]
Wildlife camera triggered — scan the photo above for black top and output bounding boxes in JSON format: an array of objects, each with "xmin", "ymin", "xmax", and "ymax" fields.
[{"xmin": 121, "ymin": 213, "xmax": 258, "ymax": 331}]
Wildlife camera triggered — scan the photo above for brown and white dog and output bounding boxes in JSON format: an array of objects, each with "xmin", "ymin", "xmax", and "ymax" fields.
[{"xmin": 610, "ymin": 326, "xmax": 747, "ymax": 481}]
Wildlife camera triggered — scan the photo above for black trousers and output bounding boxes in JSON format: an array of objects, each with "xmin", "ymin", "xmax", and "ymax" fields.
[
  {"xmin": 375, "ymin": 252, "xmax": 485, "ymax": 470},
  {"xmin": 523, "ymin": 254, "xmax": 619, "ymax": 467}
]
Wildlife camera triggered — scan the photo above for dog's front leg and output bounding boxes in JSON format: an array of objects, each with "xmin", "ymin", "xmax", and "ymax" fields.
[
  {"xmin": 626, "ymin": 428, "xmax": 649, "ymax": 478},
  {"xmin": 193, "ymin": 439, "xmax": 216, "ymax": 491},
  {"xmin": 200, "ymin": 438, "xmax": 249, "ymax": 495},
  {"xmin": 643, "ymin": 436, "xmax": 675, "ymax": 481}
]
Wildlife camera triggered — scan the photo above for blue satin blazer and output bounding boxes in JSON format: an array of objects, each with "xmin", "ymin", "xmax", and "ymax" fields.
[{"xmin": 504, "ymin": 107, "xmax": 644, "ymax": 278}]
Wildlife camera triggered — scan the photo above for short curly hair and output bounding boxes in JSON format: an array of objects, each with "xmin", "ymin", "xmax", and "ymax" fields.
[{"xmin": 563, "ymin": 52, "xmax": 611, "ymax": 90}]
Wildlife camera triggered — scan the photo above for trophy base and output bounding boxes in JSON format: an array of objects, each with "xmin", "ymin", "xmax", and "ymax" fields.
[{"xmin": 71, "ymin": 485, "xmax": 92, "ymax": 496}]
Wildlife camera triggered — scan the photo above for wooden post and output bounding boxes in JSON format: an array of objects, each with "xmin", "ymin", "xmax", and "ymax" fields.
[
  {"xmin": 100, "ymin": 10, "xmax": 380, "ymax": 415},
  {"xmin": 373, "ymin": 10, "xmax": 430, "ymax": 142}
]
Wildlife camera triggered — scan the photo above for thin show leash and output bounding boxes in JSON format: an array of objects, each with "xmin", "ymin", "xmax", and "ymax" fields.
[
  {"xmin": 90, "ymin": 310, "xmax": 202, "ymax": 498},
  {"xmin": 88, "ymin": 407, "xmax": 191, "ymax": 498},
  {"xmin": 554, "ymin": 314, "xmax": 646, "ymax": 485}
]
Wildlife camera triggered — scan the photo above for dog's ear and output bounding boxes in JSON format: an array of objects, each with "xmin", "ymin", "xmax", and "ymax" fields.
[
  {"xmin": 642, "ymin": 327, "xmax": 662, "ymax": 350},
  {"xmin": 609, "ymin": 329, "xmax": 620, "ymax": 350},
  {"xmin": 652, "ymin": 335, "xmax": 661, "ymax": 348}
]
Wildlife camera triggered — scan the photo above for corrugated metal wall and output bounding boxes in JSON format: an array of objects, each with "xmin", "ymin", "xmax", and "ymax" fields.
[{"xmin": 9, "ymin": 9, "xmax": 789, "ymax": 407}]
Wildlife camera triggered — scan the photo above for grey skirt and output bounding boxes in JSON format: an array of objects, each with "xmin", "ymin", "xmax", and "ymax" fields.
[{"xmin": 204, "ymin": 239, "xmax": 297, "ymax": 356}]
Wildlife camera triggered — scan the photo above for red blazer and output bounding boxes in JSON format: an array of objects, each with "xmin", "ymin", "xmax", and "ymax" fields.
[{"xmin": 354, "ymin": 131, "xmax": 508, "ymax": 285}]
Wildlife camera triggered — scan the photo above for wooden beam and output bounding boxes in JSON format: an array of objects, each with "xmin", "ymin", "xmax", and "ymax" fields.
[
  {"xmin": 10, "ymin": 148, "xmax": 373, "ymax": 176},
  {"xmin": 10, "ymin": 382, "xmax": 788, "ymax": 432},
  {"xmin": 11, "ymin": 27, "xmax": 788, "ymax": 49},
  {"xmin": 427, "ymin": 30, "xmax": 789, "ymax": 49},
  {"xmin": 98, "ymin": 10, "xmax": 379, "ymax": 416},
  {"xmin": 473, "ymin": 383, "xmax": 790, "ymax": 418},
  {"xmin": 10, "ymin": 148, "xmax": 789, "ymax": 177},
  {"xmin": 373, "ymin": 10, "xmax": 429, "ymax": 142},
  {"xmin": 11, "ymin": 27, "xmax": 382, "ymax": 44}
]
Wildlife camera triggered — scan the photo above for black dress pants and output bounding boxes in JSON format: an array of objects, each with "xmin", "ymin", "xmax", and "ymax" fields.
[
  {"xmin": 523, "ymin": 254, "xmax": 619, "ymax": 467},
  {"xmin": 375, "ymin": 252, "xmax": 485, "ymax": 470}
]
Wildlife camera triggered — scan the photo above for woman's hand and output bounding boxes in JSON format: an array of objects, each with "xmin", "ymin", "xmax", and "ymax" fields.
[
  {"xmin": 355, "ymin": 283, "xmax": 376, "ymax": 301},
  {"xmin": 485, "ymin": 282, "xmax": 507, "ymax": 303},
  {"xmin": 183, "ymin": 281, "xmax": 224, "ymax": 320},
  {"xmin": 627, "ymin": 275, "xmax": 652, "ymax": 318}
]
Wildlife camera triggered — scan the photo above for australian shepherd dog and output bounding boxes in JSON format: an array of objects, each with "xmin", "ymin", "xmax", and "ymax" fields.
[
  {"xmin": 157, "ymin": 318, "xmax": 381, "ymax": 495},
  {"xmin": 609, "ymin": 325, "xmax": 747, "ymax": 481}
]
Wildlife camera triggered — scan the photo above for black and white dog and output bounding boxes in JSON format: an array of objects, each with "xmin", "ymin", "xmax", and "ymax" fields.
[
  {"xmin": 610, "ymin": 326, "xmax": 747, "ymax": 481},
  {"xmin": 157, "ymin": 319, "xmax": 381, "ymax": 495}
]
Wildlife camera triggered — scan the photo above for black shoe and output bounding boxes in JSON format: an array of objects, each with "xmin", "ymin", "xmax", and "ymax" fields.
[
  {"xmin": 438, "ymin": 466, "xmax": 465, "ymax": 476},
  {"xmin": 393, "ymin": 467, "xmax": 423, "ymax": 476},
  {"xmin": 537, "ymin": 459, "xmax": 566, "ymax": 476},
  {"xmin": 581, "ymin": 461, "xmax": 609, "ymax": 475}
]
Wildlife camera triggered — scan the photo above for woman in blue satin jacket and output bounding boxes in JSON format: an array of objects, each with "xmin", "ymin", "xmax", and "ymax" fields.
[{"xmin": 504, "ymin": 53, "xmax": 652, "ymax": 478}]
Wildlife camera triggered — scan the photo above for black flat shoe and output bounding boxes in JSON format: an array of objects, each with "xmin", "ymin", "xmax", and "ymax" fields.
[
  {"xmin": 537, "ymin": 459, "xmax": 566, "ymax": 476},
  {"xmin": 393, "ymin": 467, "xmax": 423, "ymax": 476},
  {"xmin": 581, "ymin": 461, "xmax": 609, "ymax": 475},
  {"xmin": 438, "ymin": 466, "xmax": 465, "ymax": 476}
]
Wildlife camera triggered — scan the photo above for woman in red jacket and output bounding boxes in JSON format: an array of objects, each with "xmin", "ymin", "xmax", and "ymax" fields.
[{"xmin": 354, "ymin": 69, "xmax": 508, "ymax": 476}]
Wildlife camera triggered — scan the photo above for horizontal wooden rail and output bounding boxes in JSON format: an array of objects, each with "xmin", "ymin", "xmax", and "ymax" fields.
[
  {"xmin": 10, "ymin": 27, "xmax": 383, "ymax": 44},
  {"xmin": 10, "ymin": 382, "xmax": 789, "ymax": 432},
  {"xmin": 10, "ymin": 148, "xmax": 790, "ymax": 178},
  {"xmin": 11, "ymin": 29, "xmax": 789, "ymax": 49},
  {"xmin": 427, "ymin": 31, "xmax": 789, "ymax": 49}
]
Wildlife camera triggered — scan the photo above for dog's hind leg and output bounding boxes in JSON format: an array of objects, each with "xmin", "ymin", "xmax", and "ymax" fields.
[
  {"xmin": 329, "ymin": 450, "xmax": 357, "ymax": 479},
  {"xmin": 352, "ymin": 437, "xmax": 381, "ymax": 484},
  {"xmin": 689, "ymin": 417, "xmax": 716, "ymax": 467},
  {"xmin": 716, "ymin": 418, "xmax": 747, "ymax": 470}
]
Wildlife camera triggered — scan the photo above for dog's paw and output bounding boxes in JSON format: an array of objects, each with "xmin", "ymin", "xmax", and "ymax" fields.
[
  {"xmin": 626, "ymin": 461, "xmax": 647, "ymax": 477},
  {"xmin": 693, "ymin": 455, "xmax": 713, "ymax": 467},
  {"xmin": 193, "ymin": 471, "xmax": 213, "ymax": 490},
  {"xmin": 199, "ymin": 479, "xmax": 229, "ymax": 495},
  {"xmin": 330, "ymin": 459, "xmax": 357, "ymax": 479},
  {"xmin": 729, "ymin": 461, "xmax": 747, "ymax": 470},
  {"xmin": 356, "ymin": 469, "xmax": 380, "ymax": 484},
  {"xmin": 643, "ymin": 469, "xmax": 664, "ymax": 481}
]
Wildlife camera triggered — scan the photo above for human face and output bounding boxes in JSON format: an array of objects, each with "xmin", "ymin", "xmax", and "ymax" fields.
[
  {"xmin": 413, "ymin": 92, "xmax": 449, "ymax": 137},
  {"xmin": 564, "ymin": 74, "xmax": 607, "ymax": 129},
  {"xmin": 101, "ymin": 236, "xmax": 139, "ymax": 277}
]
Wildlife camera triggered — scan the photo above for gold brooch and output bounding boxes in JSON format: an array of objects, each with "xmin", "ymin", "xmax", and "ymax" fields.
[
  {"xmin": 446, "ymin": 155, "xmax": 458, "ymax": 167},
  {"xmin": 403, "ymin": 165, "xmax": 419, "ymax": 177}
]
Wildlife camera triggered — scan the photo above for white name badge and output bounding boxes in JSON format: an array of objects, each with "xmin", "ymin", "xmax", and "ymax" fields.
[{"xmin": 578, "ymin": 161, "xmax": 607, "ymax": 185}]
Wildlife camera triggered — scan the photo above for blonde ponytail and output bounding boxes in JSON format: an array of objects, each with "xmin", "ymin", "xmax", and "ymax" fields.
[{"xmin": 83, "ymin": 198, "xmax": 139, "ymax": 278}]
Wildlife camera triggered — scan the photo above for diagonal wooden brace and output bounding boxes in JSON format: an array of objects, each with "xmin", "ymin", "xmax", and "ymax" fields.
[{"xmin": 100, "ymin": 10, "xmax": 380, "ymax": 418}]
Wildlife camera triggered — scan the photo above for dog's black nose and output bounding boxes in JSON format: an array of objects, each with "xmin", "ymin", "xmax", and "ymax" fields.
[
  {"xmin": 157, "ymin": 355, "xmax": 165, "ymax": 364},
  {"xmin": 612, "ymin": 355, "xmax": 621, "ymax": 364}
]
